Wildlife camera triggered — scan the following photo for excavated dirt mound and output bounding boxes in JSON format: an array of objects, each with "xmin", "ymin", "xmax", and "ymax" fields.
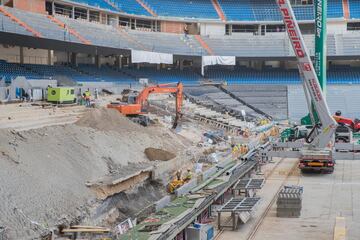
[
  {"xmin": 145, "ymin": 148, "xmax": 176, "ymax": 161},
  {"xmin": 76, "ymin": 107, "xmax": 143, "ymax": 132},
  {"xmin": 0, "ymin": 107, "xmax": 190, "ymax": 239}
]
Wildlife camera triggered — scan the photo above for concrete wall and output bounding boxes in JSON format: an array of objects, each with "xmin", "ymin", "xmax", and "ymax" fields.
[
  {"xmin": 328, "ymin": 22, "xmax": 347, "ymax": 34},
  {"xmin": 0, "ymin": 45, "xmax": 48, "ymax": 64},
  {"xmin": 13, "ymin": 0, "xmax": 46, "ymax": 14},
  {"xmin": 0, "ymin": 45, "xmax": 20, "ymax": 62},
  {"xmin": 200, "ymin": 23, "xmax": 225, "ymax": 36}
]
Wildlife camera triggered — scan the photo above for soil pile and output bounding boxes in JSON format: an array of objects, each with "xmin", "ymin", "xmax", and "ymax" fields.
[
  {"xmin": 0, "ymin": 108, "xmax": 190, "ymax": 239},
  {"xmin": 76, "ymin": 108, "xmax": 143, "ymax": 132},
  {"xmin": 145, "ymin": 148, "xmax": 176, "ymax": 161}
]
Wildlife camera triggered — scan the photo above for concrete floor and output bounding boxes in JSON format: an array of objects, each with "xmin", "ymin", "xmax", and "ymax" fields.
[{"xmin": 218, "ymin": 159, "xmax": 360, "ymax": 240}]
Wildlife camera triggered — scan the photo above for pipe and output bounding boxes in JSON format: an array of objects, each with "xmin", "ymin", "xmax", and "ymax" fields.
[{"xmin": 226, "ymin": 162, "xmax": 246, "ymax": 176}]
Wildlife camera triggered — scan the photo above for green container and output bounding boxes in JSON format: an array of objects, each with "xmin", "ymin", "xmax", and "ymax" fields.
[{"xmin": 47, "ymin": 87, "xmax": 76, "ymax": 104}]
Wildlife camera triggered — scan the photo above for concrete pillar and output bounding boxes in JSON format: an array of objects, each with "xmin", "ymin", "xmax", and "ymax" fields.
[
  {"xmin": 156, "ymin": 64, "xmax": 160, "ymax": 70},
  {"xmin": 19, "ymin": 47, "xmax": 24, "ymax": 64},
  {"xmin": 48, "ymin": 50, "xmax": 54, "ymax": 66},
  {"xmin": 136, "ymin": 63, "xmax": 140, "ymax": 69},
  {"xmin": 72, "ymin": 6, "xmax": 75, "ymax": 18},
  {"xmin": 95, "ymin": 55, "xmax": 101, "ymax": 68},
  {"xmin": 257, "ymin": 25, "xmax": 261, "ymax": 35},
  {"xmin": 67, "ymin": 52, "xmax": 70, "ymax": 64},
  {"xmin": 179, "ymin": 60, "xmax": 184, "ymax": 70},
  {"xmin": 87, "ymin": 9, "xmax": 90, "ymax": 21},
  {"xmin": 52, "ymin": 1, "xmax": 55, "ymax": 15},
  {"xmin": 71, "ymin": 52, "xmax": 77, "ymax": 66},
  {"xmin": 115, "ymin": 55, "xmax": 122, "ymax": 69}
]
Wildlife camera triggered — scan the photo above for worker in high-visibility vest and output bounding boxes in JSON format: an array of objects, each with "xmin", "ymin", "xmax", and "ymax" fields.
[
  {"xmin": 183, "ymin": 169, "xmax": 192, "ymax": 182},
  {"xmin": 84, "ymin": 89, "xmax": 91, "ymax": 107}
]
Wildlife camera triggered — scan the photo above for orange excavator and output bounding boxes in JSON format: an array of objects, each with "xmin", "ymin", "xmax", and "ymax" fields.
[
  {"xmin": 108, "ymin": 82, "xmax": 183, "ymax": 128},
  {"xmin": 333, "ymin": 111, "xmax": 360, "ymax": 132}
]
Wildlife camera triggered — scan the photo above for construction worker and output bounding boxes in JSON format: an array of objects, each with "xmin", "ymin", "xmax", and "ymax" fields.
[
  {"xmin": 84, "ymin": 89, "xmax": 91, "ymax": 107},
  {"xmin": 183, "ymin": 169, "xmax": 192, "ymax": 182},
  {"xmin": 176, "ymin": 170, "xmax": 182, "ymax": 181}
]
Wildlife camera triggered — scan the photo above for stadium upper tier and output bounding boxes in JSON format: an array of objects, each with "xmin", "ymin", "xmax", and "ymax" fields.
[
  {"xmin": 0, "ymin": 7, "xmax": 360, "ymax": 58},
  {"xmin": 68, "ymin": 0, "xmax": 346, "ymax": 21},
  {"xmin": 1, "ymin": 61, "xmax": 360, "ymax": 85}
]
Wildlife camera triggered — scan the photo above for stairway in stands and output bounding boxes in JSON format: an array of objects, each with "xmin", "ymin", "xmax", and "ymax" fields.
[
  {"xmin": 103, "ymin": 0, "xmax": 123, "ymax": 12},
  {"xmin": 0, "ymin": 6, "xmax": 42, "ymax": 37},
  {"xmin": 342, "ymin": 0, "xmax": 350, "ymax": 19},
  {"xmin": 136, "ymin": 0, "xmax": 157, "ymax": 16},
  {"xmin": 47, "ymin": 15, "xmax": 91, "ymax": 45},
  {"xmin": 179, "ymin": 35, "xmax": 204, "ymax": 55},
  {"xmin": 211, "ymin": 0, "xmax": 226, "ymax": 21},
  {"xmin": 194, "ymin": 35, "xmax": 214, "ymax": 55}
]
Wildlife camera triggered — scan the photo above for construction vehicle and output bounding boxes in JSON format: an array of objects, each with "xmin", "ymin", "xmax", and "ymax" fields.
[
  {"xmin": 335, "ymin": 125, "xmax": 352, "ymax": 143},
  {"xmin": 108, "ymin": 82, "xmax": 183, "ymax": 129},
  {"xmin": 333, "ymin": 111, "xmax": 360, "ymax": 132},
  {"xmin": 280, "ymin": 125, "xmax": 313, "ymax": 142},
  {"xmin": 262, "ymin": 0, "xmax": 338, "ymax": 173}
]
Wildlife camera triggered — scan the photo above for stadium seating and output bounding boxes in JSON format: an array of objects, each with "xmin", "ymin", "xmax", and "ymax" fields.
[
  {"xmin": 111, "ymin": 0, "xmax": 151, "ymax": 16},
  {"xmin": 69, "ymin": 0, "xmax": 118, "ymax": 12},
  {"xmin": 1, "ymin": 6, "xmax": 359, "ymax": 58},
  {"xmin": 0, "ymin": 12, "xmax": 33, "ymax": 36},
  {"xmin": 205, "ymin": 66, "xmax": 360, "ymax": 84},
  {"xmin": 0, "ymin": 61, "xmax": 44, "ymax": 82},
  {"xmin": 66, "ymin": 0, "xmax": 345, "ymax": 20},
  {"xmin": 57, "ymin": 15, "xmax": 204, "ymax": 55},
  {"xmin": 218, "ymin": 0, "xmax": 342, "ymax": 21},
  {"xmin": 349, "ymin": 0, "xmax": 360, "ymax": 19},
  {"xmin": 143, "ymin": 0, "xmax": 219, "ymax": 19},
  {"xmin": 24, "ymin": 64, "xmax": 99, "ymax": 82},
  {"xmin": 70, "ymin": 0, "xmax": 151, "ymax": 16},
  {"xmin": 1, "ymin": 60, "xmax": 360, "ymax": 85},
  {"xmin": 4, "ymin": 7, "xmax": 81, "ymax": 42},
  {"xmin": 76, "ymin": 64, "xmax": 135, "ymax": 83}
]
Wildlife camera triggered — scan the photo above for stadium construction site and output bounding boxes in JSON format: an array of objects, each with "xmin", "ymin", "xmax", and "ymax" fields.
[
  {"xmin": 2, "ymin": 0, "xmax": 360, "ymax": 240},
  {"xmin": 0, "ymin": 82, "xmax": 359, "ymax": 240}
]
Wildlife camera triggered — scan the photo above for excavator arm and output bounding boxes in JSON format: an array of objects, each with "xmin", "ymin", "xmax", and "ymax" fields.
[{"xmin": 277, "ymin": 0, "xmax": 337, "ymax": 149}]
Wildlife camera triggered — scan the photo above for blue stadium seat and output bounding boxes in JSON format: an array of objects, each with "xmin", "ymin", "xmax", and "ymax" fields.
[
  {"xmin": 219, "ymin": 0, "xmax": 343, "ymax": 21},
  {"xmin": 138, "ymin": 0, "xmax": 219, "ymax": 19},
  {"xmin": 349, "ymin": 0, "xmax": 360, "ymax": 19}
]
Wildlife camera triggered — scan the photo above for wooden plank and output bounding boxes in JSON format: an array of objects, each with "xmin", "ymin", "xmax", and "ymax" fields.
[
  {"xmin": 70, "ymin": 225, "xmax": 108, "ymax": 229},
  {"xmin": 333, "ymin": 217, "xmax": 346, "ymax": 240},
  {"xmin": 62, "ymin": 228, "xmax": 110, "ymax": 233}
]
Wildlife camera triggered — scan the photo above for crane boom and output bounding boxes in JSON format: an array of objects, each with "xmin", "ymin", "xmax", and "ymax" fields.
[{"xmin": 276, "ymin": 0, "xmax": 337, "ymax": 149}]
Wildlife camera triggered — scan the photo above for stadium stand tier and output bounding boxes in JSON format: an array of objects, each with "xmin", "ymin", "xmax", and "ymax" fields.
[
  {"xmin": 1, "ymin": 6, "xmax": 360, "ymax": 58},
  {"xmin": 1, "ymin": 61, "xmax": 360, "ymax": 85},
  {"xmin": 60, "ymin": 0, "xmax": 345, "ymax": 21},
  {"xmin": 349, "ymin": 0, "xmax": 360, "ymax": 19}
]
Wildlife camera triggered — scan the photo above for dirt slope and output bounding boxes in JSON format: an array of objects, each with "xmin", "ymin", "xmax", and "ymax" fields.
[{"xmin": 0, "ymin": 108, "xmax": 188, "ymax": 239}]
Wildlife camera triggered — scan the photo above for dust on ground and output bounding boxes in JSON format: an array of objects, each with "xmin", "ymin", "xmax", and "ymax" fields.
[{"xmin": 0, "ymin": 107, "xmax": 191, "ymax": 239}]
